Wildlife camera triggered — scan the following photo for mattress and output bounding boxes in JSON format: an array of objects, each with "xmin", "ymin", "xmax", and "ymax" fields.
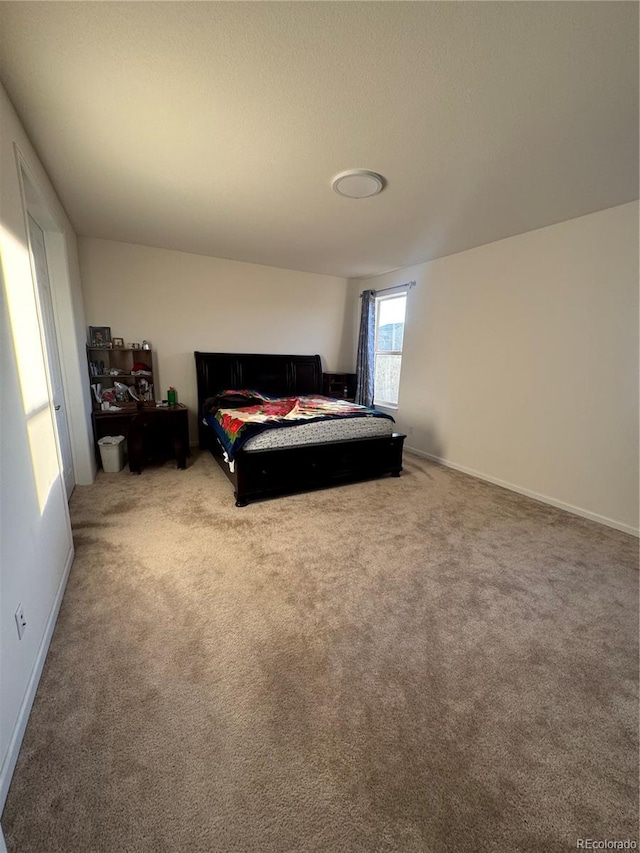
[{"xmin": 242, "ymin": 413, "xmax": 393, "ymax": 452}]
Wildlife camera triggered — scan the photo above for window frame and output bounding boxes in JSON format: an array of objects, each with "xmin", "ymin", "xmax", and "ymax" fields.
[{"xmin": 373, "ymin": 290, "xmax": 407, "ymax": 409}]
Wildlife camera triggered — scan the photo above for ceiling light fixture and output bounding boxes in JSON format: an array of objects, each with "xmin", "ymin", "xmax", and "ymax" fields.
[{"xmin": 332, "ymin": 169, "xmax": 385, "ymax": 199}]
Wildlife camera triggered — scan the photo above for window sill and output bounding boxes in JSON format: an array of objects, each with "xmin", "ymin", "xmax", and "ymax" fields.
[{"xmin": 374, "ymin": 402, "xmax": 398, "ymax": 411}]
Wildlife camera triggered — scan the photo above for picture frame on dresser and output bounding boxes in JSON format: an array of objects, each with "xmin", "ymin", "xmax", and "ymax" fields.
[{"xmin": 88, "ymin": 326, "xmax": 111, "ymax": 348}]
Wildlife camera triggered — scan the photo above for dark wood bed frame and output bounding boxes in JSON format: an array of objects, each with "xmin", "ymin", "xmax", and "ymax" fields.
[{"xmin": 194, "ymin": 351, "xmax": 406, "ymax": 506}]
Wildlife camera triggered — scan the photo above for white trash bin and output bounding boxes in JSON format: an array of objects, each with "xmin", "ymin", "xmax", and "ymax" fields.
[{"xmin": 98, "ymin": 435, "xmax": 126, "ymax": 472}]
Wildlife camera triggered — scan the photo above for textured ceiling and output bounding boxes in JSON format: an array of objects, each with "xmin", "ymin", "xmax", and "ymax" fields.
[{"xmin": 0, "ymin": 1, "xmax": 637, "ymax": 278}]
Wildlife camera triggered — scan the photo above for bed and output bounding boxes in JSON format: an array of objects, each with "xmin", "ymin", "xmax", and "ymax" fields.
[{"xmin": 194, "ymin": 352, "xmax": 406, "ymax": 506}]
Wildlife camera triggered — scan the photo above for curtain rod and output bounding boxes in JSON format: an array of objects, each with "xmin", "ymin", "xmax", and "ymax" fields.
[{"xmin": 360, "ymin": 281, "xmax": 416, "ymax": 298}]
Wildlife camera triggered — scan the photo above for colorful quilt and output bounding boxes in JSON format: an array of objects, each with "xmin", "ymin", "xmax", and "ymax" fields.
[{"xmin": 204, "ymin": 390, "xmax": 394, "ymax": 459}]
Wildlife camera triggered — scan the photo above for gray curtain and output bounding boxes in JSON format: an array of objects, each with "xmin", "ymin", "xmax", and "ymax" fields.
[{"xmin": 355, "ymin": 289, "xmax": 376, "ymax": 407}]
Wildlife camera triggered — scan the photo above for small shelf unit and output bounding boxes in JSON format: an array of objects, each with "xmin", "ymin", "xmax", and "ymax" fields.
[{"xmin": 87, "ymin": 346, "xmax": 155, "ymax": 409}]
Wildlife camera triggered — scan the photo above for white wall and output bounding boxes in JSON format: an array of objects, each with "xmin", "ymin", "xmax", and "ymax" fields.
[
  {"xmin": 0, "ymin": 83, "xmax": 93, "ymax": 810},
  {"xmin": 352, "ymin": 202, "xmax": 639, "ymax": 534},
  {"xmin": 78, "ymin": 238, "xmax": 352, "ymax": 437}
]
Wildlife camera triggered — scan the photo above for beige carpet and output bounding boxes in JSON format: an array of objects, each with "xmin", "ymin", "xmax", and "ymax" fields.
[{"xmin": 2, "ymin": 451, "xmax": 638, "ymax": 852}]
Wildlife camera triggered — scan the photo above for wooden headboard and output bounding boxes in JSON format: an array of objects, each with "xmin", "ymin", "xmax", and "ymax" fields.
[
  {"xmin": 194, "ymin": 352, "xmax": 322, "ymax": 449},
  {"xmin": 194, "ymin": 351, "xmax": 322, "ymax": 409}
]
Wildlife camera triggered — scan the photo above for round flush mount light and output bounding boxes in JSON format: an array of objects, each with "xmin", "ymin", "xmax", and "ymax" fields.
[{"xmin": 332, "ymin": 169, "xmax": 385, "ymax": 198}]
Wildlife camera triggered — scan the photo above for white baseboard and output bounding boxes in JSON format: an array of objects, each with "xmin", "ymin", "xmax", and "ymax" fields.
[
  {"xmin": 0, "ymin": 544, "xmax": 75, "ymax": 811},
  {"xmin": 404, "ymin": 446, "xmax": 639, "ymax": 537}
]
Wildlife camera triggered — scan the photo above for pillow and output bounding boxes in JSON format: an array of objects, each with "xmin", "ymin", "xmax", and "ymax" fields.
[{"xmin": 204, "ymin": 389, "xmax": 271, "ymax": 414}]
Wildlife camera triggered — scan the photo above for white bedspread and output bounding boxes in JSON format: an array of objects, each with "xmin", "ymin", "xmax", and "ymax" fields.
[{"xmin": 243, "ymin": 415, "xmax": 393, "ymax": 452}]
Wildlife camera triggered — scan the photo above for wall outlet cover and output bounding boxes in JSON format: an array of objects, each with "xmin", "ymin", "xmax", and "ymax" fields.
[{"xmin": 14, "ymin": 604, "xmax": 27, "ymax": 640}]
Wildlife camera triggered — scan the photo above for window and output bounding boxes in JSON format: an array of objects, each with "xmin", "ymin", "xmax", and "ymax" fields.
[{"xmin": 374, "ymin": 291, "xmax": 407, "ymax": 407}]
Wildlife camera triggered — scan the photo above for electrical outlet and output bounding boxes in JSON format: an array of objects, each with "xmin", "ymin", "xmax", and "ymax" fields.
[{"xmin": 15, "ymin": 604, "xmax": 27, "ymax": 640}]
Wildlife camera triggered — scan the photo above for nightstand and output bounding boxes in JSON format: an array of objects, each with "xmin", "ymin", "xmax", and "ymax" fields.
[
  {"xmin": 127, "ymin": 404, "xmax": 189, "ymax": 473},
  {"xmin": 322, "ymin": 372, "xmax": 357, "ymax": 402}
]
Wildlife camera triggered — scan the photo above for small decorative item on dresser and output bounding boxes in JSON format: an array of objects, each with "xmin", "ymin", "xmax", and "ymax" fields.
[
  {"xmin": 89, "ymin": 326, "xmax": 111, "ymax": 348},
  {"xmin": 130, "ymin": 342, "xmax": 141, "ymax": 350},
  {"xmin": 142, "ymin": 340, "xmax": 151, "ymax": 350},
  {"xmin": 112, "ymin": 337, "xmax": 124, "ymax": 348},
  {"xmin": 167, "ymin": 387, "xmax": 177, "ymax": 406}
]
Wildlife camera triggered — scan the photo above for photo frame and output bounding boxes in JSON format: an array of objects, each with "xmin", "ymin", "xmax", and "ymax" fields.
[
  {"xmin": 112, "ymin": 337, "xmax": 124, "ymax": 348},
  {"xmin": 89, "ymin": 326, "xmax": 112, "ymax": 348}
]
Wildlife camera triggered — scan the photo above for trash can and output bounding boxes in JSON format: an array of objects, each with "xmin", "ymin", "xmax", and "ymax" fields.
[{"xmin": 98, "ymin": 435, "xmax": 126, "ymax": 472}]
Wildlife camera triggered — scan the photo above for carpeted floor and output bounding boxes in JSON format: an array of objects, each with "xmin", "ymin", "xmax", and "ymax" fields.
[{"xmin": 2, "ymin": 451, "xmax": 638, "ymax": 853}]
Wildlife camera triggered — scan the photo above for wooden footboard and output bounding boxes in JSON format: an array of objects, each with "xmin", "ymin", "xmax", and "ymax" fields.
[{"xmin": 204, "ymin": 428, "xmax": 405, "ymax": 506}]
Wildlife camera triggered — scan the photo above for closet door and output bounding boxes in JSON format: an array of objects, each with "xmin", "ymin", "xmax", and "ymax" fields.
[{"xmin": 27, "ymin": 214, "xmax": 75, "ymax": 499}]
